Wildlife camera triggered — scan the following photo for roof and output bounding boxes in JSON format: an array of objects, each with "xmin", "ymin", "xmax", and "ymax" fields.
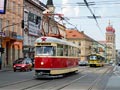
[
  {"xmin": 106, "ymin": 21, "xmax": 115, "ymax": 33},
  {"xmin": 35, "ymin": 36, "xmax": 79, "ymax": 48},
  {"xmin": 66, "ymin": 29, "xmax": 94, "ymax": 41},
  {"xmin": 98, "ymin": 41, "xmax": 107, "ymax": 45}
]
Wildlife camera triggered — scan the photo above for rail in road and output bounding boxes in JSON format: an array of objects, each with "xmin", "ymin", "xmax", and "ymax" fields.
[{"xmin": 0, "ymin": 66, "xmax": 113, "ymax": 90}]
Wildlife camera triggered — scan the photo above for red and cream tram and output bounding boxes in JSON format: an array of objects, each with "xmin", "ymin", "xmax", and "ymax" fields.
[{"xmin": 34, "ymin": 36, "xmax": 80, "ymax": 78}]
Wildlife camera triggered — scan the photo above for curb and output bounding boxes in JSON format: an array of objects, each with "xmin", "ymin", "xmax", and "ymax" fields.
[{"xmin": 0, "ymin": 68, "xmax": 13, "ymax": 72}]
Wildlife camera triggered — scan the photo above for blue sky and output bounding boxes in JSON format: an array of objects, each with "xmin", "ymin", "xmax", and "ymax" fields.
[{"xmin": 40, "ymin": 0, "xmax": 120, "ymax": 49}]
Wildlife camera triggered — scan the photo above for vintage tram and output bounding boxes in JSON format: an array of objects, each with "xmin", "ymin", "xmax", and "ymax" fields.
[
  {"xmin": 34, "ymin": 36, "xmax": 80, "ymax": 78},
  {"xmin": 87, "ymin": 54, "xmax": 105, "ymax": 67}
]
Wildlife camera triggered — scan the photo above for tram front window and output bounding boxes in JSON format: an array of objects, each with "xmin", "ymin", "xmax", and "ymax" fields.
[
  {"xmin": 36, "ymin": 46, "xmax": 54, "ymax": 56},
  {"xmin": 89, "ymin": 56, "xmax": 97, "ymax": 60}
]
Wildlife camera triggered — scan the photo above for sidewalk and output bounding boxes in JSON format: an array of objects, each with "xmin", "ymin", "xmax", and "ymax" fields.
[
  {"xmin": 105, "ymin": 65, "xmax": 120, "ymax": 90},
  {"xmin": 0, "ymin": 66, "xmax": 13, "ymax": 72}
]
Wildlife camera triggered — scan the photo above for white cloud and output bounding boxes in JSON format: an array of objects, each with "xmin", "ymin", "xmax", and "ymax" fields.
[
  {"xmin": 74, "ymin": 6, "xmax": 80, "ymax": 17},
  {"xmin": 62, "ymin": 0, "xmax": 80, "ymax": 17},
  {"xmin": 62, "ymin": 0, "xmax": 69, "ymax": 4}
]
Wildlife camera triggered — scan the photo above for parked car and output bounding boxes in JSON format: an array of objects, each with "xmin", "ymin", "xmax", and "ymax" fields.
[
  {"xmin": 79, "ymin": 60, "xmax": 88, "ymax": 66},
  {"xmin": 13, "ymin": 58, "xmax": 33, "ymax": 72},
  {"xmin": 13, "ymin": 58, "xmax": 23, "ymax": 66}
]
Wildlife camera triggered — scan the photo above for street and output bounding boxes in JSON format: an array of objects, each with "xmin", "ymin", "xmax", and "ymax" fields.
[{"xmin": 0, "ymin": 65, "xmax": 120, "ymax": 90}]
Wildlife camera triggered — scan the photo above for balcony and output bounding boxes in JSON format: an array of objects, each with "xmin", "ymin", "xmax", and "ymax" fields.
[
  {"xmin": 4, "ymin": 31, "xmax": 17, "ymax": 39},
  {"xmin": 4, "ymin": 30, "xmax": 23, "ymax": 40}
]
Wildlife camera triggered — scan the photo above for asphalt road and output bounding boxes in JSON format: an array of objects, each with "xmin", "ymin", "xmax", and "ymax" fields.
[{"xmin": 0, "ymin": 65, "xmax": 119, "ymax": 90}]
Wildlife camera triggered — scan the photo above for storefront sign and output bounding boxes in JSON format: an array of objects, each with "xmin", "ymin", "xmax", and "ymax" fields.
[{"xmin": 17, "ymin": 35, "xmax": 23, "ymax": 40}]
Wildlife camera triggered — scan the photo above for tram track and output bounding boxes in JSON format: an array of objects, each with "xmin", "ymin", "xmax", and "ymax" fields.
[
  {"xmin": 0, "ymin": 66, "xmax": 112, "ymax": 90},
  {"xmin": 48, "ymin": 66, "xmax": 113, "ymax": 90},
  {"xmin": 0, "ymin": 79, "xmax": 34, "ymax": 88},
  {"xmin": 87, "ymin": 67, "xmax": 113, "ymax": 90},
  {"xmin": 21, "ymin": 66, "xmax": 109, "ymax": 90},
  {"xmin": 0, "ymin": 78, "xmax": 52, "ymax": 90}
]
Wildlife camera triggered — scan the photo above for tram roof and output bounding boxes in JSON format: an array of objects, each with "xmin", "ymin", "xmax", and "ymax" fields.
[{"xmin": 35, "ymin": 36, "xmax": 79, "ymax": 48}]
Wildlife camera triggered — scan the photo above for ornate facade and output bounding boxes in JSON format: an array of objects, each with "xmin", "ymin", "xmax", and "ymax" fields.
[{"xmin": 106, "ymin": 22, "xmax": 116, "ymax": 62}]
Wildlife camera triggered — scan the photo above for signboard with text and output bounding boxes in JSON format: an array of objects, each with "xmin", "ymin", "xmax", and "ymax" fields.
[
  {"xmin": 28, "ymin": 12, "xmax": 41, "ymax": 36},
  {"xmin": 0, "ymin": 0, "xmax": 7, "ymax": 14}
]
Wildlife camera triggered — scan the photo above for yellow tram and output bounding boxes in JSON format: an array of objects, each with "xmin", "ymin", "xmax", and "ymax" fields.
[{"xmin": 87, "ymin": 54, "xmax": 105, "ymax": 67}]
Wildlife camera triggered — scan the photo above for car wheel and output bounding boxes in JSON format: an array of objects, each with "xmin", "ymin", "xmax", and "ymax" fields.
[{"xmin": 14, "ymin": 69, "xmax": 16, "ymax": 72}]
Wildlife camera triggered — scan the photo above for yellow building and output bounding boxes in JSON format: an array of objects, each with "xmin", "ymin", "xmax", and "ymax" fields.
[
  {"xmin": 0, "ymin": 0, "xmax": 23, "ymax": 68},
  {"xmin": 66, "ymin": 29, "xmax": 93, "ymax": 61}
]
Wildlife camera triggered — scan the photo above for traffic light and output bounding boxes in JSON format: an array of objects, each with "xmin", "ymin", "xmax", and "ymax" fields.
[
  {"xmin": 21, "ymin": 20, "xmax": 24, "ymax": 28},
  {"xmin": 0, "ymin": 48, "xmax": 4, "ymax": 53}
]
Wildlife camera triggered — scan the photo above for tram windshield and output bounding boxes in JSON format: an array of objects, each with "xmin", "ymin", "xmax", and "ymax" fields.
[
  {"xmin": 36, "ymin": 46, "xmax": 55, "ymax": 56},
  {"xmin": 89, "ymin": 55, "xmax": 97, "ymax": 60}
]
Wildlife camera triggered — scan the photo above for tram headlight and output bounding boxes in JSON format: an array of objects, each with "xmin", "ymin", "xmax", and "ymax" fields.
[{"xmin": 41, "ymin": 62, "xmax": 44, "ymax": 65}]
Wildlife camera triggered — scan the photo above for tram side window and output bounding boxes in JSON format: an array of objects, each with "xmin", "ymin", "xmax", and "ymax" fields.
[
  {"xmin": 74, "ymin": 48, "xmax": 77, "ymax": 56},
  {"xmin": 71, "ymin": 47, "xmax": 74, "ymax": 56},
  {"xmin": 97, "ymin": 56, "xmax": 101, "ymax": 60},
  {"xmin": 75, "ymin": 48, "xmax": 78, "ymax": 57},
  {"xmin": 68, "ymin": 46, "xmax": 71, "ymax": 56},
  {"xmin": 63, "ymin": 45, "xmax": 68, "ymax": 56},
  {"xmin": 57, "ymin": 44, "xmax": 63, "ymax": 56}
]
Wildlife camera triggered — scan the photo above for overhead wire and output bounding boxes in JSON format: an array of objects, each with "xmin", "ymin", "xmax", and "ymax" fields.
[
  {"xmin": 54, "ymin": 0, "xmax": 120, "ymax": 7},
  {"xmin": 54, "ymin": 0, "xmax": 118, "ymax": 38},
  {"xmin": 83, "ymin": 0, "xmax": 104, "ymax": 37}
]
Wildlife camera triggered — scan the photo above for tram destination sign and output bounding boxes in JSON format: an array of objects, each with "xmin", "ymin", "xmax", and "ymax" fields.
[{"xmin": 0, "ymin": 0, "xmax": 7, "ymax": 14}]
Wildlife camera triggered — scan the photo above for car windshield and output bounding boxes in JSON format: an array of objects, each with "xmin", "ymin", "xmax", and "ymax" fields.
[
  {"xmin": 16, "ymin": 61, "xmax": 24, "ymax": 64},
  {"xmin": 36, "ymin": 46, "xmax": 54, "ymax": 56}
]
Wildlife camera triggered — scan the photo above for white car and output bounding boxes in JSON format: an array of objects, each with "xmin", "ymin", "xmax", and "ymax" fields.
[{"xmin": 79, "ymin": 61, "xmax": 88, "ymax": 66}]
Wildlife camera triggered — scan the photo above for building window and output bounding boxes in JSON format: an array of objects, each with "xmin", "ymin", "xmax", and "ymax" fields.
[
  {"xmin": 7, "ymin": 0, "xmax": 10, "ymax": 10},
  {"xmin": 6, "ymin": 20, "xmax": 10, "ymax": 31},
  {"xmin": 18, "ymin": 23, "xmax": 21, "ymax": 35},
  {"xmin": 12, "ymin": 1, "xmax": 16, "ymax": 13},
  {"xmin": 12, "ymin": 23, "xmax": 14, "ymax": 32},
  {"xmin": 24, "ymin": 11, "xmax": 28, "ymax": 25},
  {"xmin": 18, "ymin": 4, "xmax": 21, "ymax": 16},
  {"xmin": 0, "ymin": 19, "xmax": 2, "ymax": 32}
]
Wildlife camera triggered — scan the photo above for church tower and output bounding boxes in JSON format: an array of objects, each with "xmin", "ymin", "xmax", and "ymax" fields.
[{"xmin": 106, "ymin": 21, "xmax": 116, "ymax": 62}]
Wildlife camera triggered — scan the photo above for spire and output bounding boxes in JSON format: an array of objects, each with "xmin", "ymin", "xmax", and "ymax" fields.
[
  {"xmin": 46, "ymin": 0, "xmax": 55, "ymax": 13},
  {"xmin": 46, "ymin": 0, "xmax": 54, "ymax": 6},
  {"xmin": 109, "ymin": 20, "xmax": 111, "ymax": 26}
]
